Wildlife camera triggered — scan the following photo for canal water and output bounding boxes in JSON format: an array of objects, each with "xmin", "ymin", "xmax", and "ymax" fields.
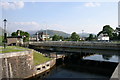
[
  {"xmin": 30, "ymin": 50, "xmax": 120, "ymax": 80},
  {"xmin": 46, "ymin": 63, "xmax": 109, "ymax": 79}
]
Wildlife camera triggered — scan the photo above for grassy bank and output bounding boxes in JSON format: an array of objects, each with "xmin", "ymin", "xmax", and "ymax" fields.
[
  {"xmin": 0, "ymin": 46, "xmax": 52, "ymax": 66},
  {"xmin": 0, "ymin": 36, "xmax": 3, "ymax": 46},
  {"xmin": 0, "ymin": 46, "xmax": 30, "ymax": 53},
  {"xmin": 33, "ymin": 51, "xmax": 52, "ymax": 66}
]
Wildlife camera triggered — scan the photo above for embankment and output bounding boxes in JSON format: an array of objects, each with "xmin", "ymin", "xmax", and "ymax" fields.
[{"xmin": 0, "ymin": 49, "xmax": 56, "ymax": 79}]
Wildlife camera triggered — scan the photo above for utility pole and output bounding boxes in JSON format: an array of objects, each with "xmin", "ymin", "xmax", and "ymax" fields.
[
  {"xmin": 82, "ymin": 30, "xmax": 84, "ymax": 40},
  {"xmin": 46, "ymin": 24, "xmax": 47, "ymax": 41},
  {"xmin": 36, "ymin": 32, "xmax": 39, "ymax": 42},
  {"xmin": 3, "ymin": 19, "xmax": 7, "ymax": 49},
  {"xmin": 82, "ymin": 30, "xmax": 84, "ymax": 35}
]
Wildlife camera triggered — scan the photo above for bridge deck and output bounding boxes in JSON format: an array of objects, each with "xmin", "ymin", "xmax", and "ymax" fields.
[{"xmin": 29, "ymin": 41, "xmax": 120, "ymax": 51}]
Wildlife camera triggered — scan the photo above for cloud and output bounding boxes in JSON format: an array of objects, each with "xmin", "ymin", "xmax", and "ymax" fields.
[
  {"xmin": 0, "ymin": 1, "xmax": 24, "ymax": 10},
  {"xmin": 13, "ymin": 22, "xmax": 40, "ymax": 27},
  {"xmin": 48, "ymin": 24, "xmax": 72, "ymax": 33},
  {"xmin": 8, "ymin": 21, "xmax": 42, "ymax": 32},
  {"xmin": 84, "ymin": 2, "xmax": 101, "ymax": 7}
]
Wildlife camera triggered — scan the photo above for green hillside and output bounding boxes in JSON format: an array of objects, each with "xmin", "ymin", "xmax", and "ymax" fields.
[
  {"xmin": 79, "ymin": 33, "xmax": 96, "ymax": 37},
  {"xmin": 27, "ymin": 29, "xmax": 97, "ymax": 38},
  {"xmin": 28, "ymin": 29, "xmax": 70, "ymax": 38}
]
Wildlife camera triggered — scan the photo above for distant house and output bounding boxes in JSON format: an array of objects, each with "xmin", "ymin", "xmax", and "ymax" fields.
[
  {"xmin": 7, "ymin": 36, "xmax": 23, "ymax": 45},
  {"xmin": 35, "ymin": 32, "xmax": 50, "ymax": 41},
  {"xmin": 39, "ymin": 32, "xmax": 50, "ymax": 41},
  {"xmin": 98, "ymin": 33, "xmax": 109, "ymax": 41},
  {"xmin": 80, "ymin": 37, "xmax": 87, "ymax": 41},
  {"xmin": 115, "ymin": 26, "xmax": 120, "ymax": 35},
  {"xmin": 29, "ymin": 36, "xmax": 36, "ymax": 41}
]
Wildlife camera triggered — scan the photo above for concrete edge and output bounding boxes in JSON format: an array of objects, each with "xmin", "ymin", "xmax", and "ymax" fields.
[
  {"xmin": 0, "ymin": 50, "xmax": 33, "ymax": 58},
  {"xmin": 110, "ymin": 63, "xmax": 120, "ymax": 80}
]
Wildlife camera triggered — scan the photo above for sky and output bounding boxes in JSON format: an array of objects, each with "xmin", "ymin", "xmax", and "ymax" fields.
[{"xmin": 0, "ymin": 0, "xmax": 119, "ymax": 34}]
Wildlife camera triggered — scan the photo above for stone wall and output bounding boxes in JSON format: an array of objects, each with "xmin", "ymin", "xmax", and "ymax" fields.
[
  {"xmin": 33, "ymin": 59, "xmax": 56, "ymax": 76},
  {"xmin": 0, "ymin": 58, "xmax": 2, "ymax": 80},
  {"xmin": 0, "ymin": 50, "xmax": 34, "ymax": 79},
  {"xmin": 0, "ymin": 49, "xmax": 56, "ymax": 79}
]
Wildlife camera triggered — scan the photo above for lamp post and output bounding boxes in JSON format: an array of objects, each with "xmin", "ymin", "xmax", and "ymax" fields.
[
  {"xmin": 3, "ymin": 19, "xmax": 7, "ymax": 49},
  {"xmin": 36, "ymin": 32, "xmax": 39, "ymax": 41},
  {"xmin": 82, "ymin": 30, "xmax": 84, "ymax": 40}
]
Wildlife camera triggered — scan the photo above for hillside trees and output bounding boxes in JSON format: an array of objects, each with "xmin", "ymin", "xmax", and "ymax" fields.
[
  {"xmin": 70, "ymin": 32, "xmax": 80, "ymax": 41},
  {"xmin": 52, "ymin": 34, "xmax": 64, "ymax": 41},
  {"xmin": 52, "ymin": 32, "xmax": 80, "ymax": 41}
]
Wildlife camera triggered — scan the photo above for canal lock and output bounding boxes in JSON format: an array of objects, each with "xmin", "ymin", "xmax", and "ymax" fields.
[{"xmin": 27, "ymin": 51, "xmax": 118, "ymax": 80}]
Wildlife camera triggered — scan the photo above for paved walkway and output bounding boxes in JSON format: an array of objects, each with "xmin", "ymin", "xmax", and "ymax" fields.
[{"xmin": 111, "ymin": 63, "xmax": 120, "ymax": 80}]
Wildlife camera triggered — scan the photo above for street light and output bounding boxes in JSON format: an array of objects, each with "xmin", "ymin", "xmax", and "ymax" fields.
[{"xmin": 3, "ymin": 19, "xmax": 7, "ymax": 49}]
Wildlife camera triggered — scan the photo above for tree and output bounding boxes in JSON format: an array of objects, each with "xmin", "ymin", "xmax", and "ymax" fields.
[
  {"xmin": 86, "ymin": 34, "xmax": 94, "ymax": 41},
  {"xmin": 94, "ymin": 35, "xmax": 97, "ymax": 40},
  {"xmin": 52, "ymin": 35, "xmax": 60, "ymax": 41},
  {"xmin": 97, "ymin": 25, "xmax": 114, "ymax": 40},
  {"xmin": 60, "ymin": 36, "xmax": 64, "ymax": 41},
  {"xmin": 52, "ymin": 35, "xmax": 65, "ymax": 41},
  {"xmin": 70, "ymin": 32, "xmax": 80, "ymax": 41},
  {"xmin": 103, "ymin": 25, "xmax": 114, "ymax": 38},
  {"xmin": 11, "ymin": 32, "xmax": 17, "ymax": 36},
  {"xmin": 11, "ymin": 30, "xmax": 30, "ymax": 42},
  {"xmin": 112, "ymin": 33, "xmax": 118, "ymax": 40}
]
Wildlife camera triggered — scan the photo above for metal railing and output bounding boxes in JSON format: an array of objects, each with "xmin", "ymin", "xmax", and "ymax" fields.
[{"xmin": 29, "ymin": 41, "xmax": 120, "ymax": 50}]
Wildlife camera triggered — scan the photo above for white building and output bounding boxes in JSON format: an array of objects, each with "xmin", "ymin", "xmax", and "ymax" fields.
[
  {"xmin": 115, "ymin": 26, "xmax": 120, "ymax": 35},
  {"xmin": 98, "ymin": 33, "xmax": 109, "ymax": 41},
  {"xmin": 38, "ymin": 32, "xmax": 50, "ymax": 41}
]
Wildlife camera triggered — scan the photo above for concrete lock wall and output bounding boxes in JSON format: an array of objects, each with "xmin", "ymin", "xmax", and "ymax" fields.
[
  {"xmin": 33, "ymin": 59, "xmax": 56, "ymax": 76},
  {"xmin": 0, "ymin": 58, "xmax": 2, "ymax": 80},
  {"xmin": 0, "ymin": 50, "xmax": 34, "ymax": 79}
]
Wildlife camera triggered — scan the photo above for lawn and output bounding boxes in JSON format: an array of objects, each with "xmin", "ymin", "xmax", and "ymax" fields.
[
  {"xmin": 0, "ymin": 46, "xmax": 52, "ymax": 66},
  {"xmin": 33, "ymin": 51, "xmax": 52, "ymax": 66},
  {"xmin": 0, "ymin": 46, "xmax": 30, "ymax": 53},
  {"xmin": 0, "ymin": 36, "xmax": 3, "ymax": 46}
]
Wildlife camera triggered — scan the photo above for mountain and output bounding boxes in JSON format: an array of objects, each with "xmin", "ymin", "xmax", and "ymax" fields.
[
  {"xmin": 27, "ymin": 29, "xmax": 97, "ymax": 38},
  {"xmin": 27, "ymin": 30, "xmax": 37, "ymax": 36},
  {"xmin": 27, "ymin": 29, "xmax": 70, "ymax": 38},
  {"xmin": 79, "ymin": 33, "xmax": 96, "ymax": 37}
]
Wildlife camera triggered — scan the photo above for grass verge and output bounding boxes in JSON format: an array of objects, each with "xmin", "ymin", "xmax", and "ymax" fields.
[
  {"xmin": 0, "ymin": 46, "xmax": 30, "ymax": 53},
  {"xmin": 0, "ymin": 46, "xmax": 52, "ymax": 66},
  {"xmin": 33, "ymin": 51, "xmax": 52, "ymax": 66}
]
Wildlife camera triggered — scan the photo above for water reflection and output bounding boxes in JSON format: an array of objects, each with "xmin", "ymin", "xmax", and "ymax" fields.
[
  {"xmin": 46, "ymin": 65, "xmax": 108, "ymax": 79},
  {"xmin": 102, "ymin": 54, "xmax": 112, "ymax": 60},
  {"xmin": 83, "ymin": 54, "xmax": 120, "ymax": 63}
]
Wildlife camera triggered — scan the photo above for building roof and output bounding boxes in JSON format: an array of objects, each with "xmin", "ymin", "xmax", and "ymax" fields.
[
  {"xmin": 98, "ymin": 33, "xmax": 109, "ymax": 37},
  {"xmin": 116, "ymin": 27, "xmax": 120, "ymax": 32}
]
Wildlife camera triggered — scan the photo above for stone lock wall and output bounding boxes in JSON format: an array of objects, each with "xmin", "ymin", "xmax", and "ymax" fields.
[
  {"xmin": 34, "ymin": 59, "xmax": 56, "ymax": 76},
  {"xmin": 0, "ymin": 50, "xmax": 34, "ymax": 79}
]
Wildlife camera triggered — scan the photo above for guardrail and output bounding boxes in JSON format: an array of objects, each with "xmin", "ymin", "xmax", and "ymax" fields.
[{"xmin": 29, "ymin": 41, "xmax": 120, "ymax": 51}]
